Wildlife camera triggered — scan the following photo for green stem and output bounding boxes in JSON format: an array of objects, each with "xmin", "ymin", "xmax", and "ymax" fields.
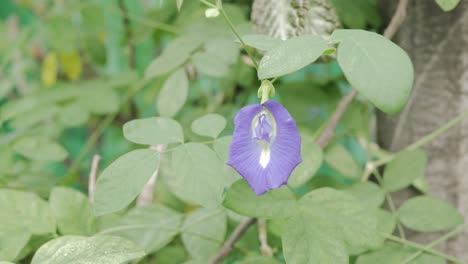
[
  {"xmin": 200, "ymin": 0, "xmax": 217, "ymax": 8},
  {"xmin": 373, "ymin": 169, "xmax": 406, "ymax": 240},
  {"xmin": 406, "ymin": 110, "xmax": 468, "ymax": 151},
  {"xmin": 401, "ymin": 224, "xmax": 466, "ymax": 264},
  {"xmin": 213, "ymin": 1, "xmax": 259, "ymax": 70},
  {"xmin": 62, "ymin": 78, "xmax": 150, "ymax": 185},
  {"xmin": 385, "ymin": 234, "xmax": 465, "ymax": 264},
  {"xmin": 363, "ymin": 110, "xmax": 468, "ymax": 176}
]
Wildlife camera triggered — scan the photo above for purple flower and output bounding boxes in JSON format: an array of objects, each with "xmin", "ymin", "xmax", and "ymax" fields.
[{"xmin": 227, "ymin": 100, "xmax": 302, "ymax": 195}]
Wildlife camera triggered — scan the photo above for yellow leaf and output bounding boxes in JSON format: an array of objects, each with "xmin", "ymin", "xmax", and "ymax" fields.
[
  {"xmin": 59, "ymin": 51, "xmax": 82, "ymax": 81},
  {"xmin": 41, "ymin": 52, "xmax": 58, "ymax": 87}
]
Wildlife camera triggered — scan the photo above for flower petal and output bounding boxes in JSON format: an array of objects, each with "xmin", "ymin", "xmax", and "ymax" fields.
[{"xmin": 227, "ymin": 100, "xmax": 302, "ymax": 195}]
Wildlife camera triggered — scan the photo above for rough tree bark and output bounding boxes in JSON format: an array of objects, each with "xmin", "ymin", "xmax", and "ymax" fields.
[{"xmin": 378, "ymin": 0, "xmax": 468, "ymax": 260}]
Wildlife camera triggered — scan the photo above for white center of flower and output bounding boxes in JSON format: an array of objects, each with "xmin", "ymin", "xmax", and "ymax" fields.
[{"xmin": 259, "ymin": 147, "xmax": 271, "ymax": 168}]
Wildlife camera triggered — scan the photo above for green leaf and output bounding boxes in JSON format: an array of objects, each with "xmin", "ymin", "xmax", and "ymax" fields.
[
  {"xmin": 235, "ymin": 256, "xmax": 282, "ymax": 264},
  {"xmin": 383, "ymin": 149, "xmax": 427, "ymax": 192},
  {"xmin": 345, "ymin": 182, "xmax": 385, "ymax": 208},
  {"xmin": 324, "ymin": 143, "xmax": 362, "ymax": 179},
  {"xmin": 168, "ymin": 143, "xmax": 231, "ymax": 208},
  {"xmin": 241, "ymin": 34, "xmax": 283, "ymax": 51},
  {"xmin": 145, "ymin": 35, "xmax": 204, "ymax": 79},
  {"xmin": 31, "ymin": 235, "xmax": 145, "ymax": 264},
  {"xmin": 288, "ymin": 136, "xmax": 323, "ymax": 187},
  {"xmin": 0, "ymin": 189, "xmax": 56, "ymax": 235},
  {"xmin": 213, "ymin": 136, "xmax": 232, "ymax": 162},
  {"xmin": 191, "ymin": 114, "xmax": 227, "ymax": 138},
  {"xmin": 192, "ymin": 51, "xmax": 230, "ymax": 77},
  {"xmin": 79, "ymin": 88, "xmax": 120, "ymax": 114},
  {"xmin": 282, "ymin": 188, "xmax": 379, "ymax": 264},
  {"xmin": 435, "ymin": 0, "xmax": 461, "ymax": 11},
  {"xmin": 223, "ymin": 180, "xmax": 297, "ymax": 219},
  {"xmin": 13, "ymin": 137, "xmax": 68, "ymax": 162},
  {"xmin": 94, "ymin": 149, "xmax": 160, "ymax": 216},
  {"xmin": 258, "ymin": 35, "xmax": 329, "ymax": 79},
  {"xmin": 213, "ymin": 136, "xmax": 241, "ymax": 182},
  {"xmin": 356, "ymin": 243, "xmax": 445, "ymax": 264},
  {"xmin": 181, "ymin": 208, "xmax": 227, "ymax": 261},
  {"xmin": 398, "ymin": 196, "xmax": 463, "ymax": 232},
  {"xmin": 0, "ymin": 229, "xmax": 31, "ymax": 261},
  {"xmin": 205, "ymin": 37, "xmax": 240, "ymax": 65},
  {"xmin": 102, "ymin": 205, "xmax": 182, "ymax": 253},
  {"xmin": 123, "ymin": 117, "xmax": 184, "ymax": 145},
  {"xmin": 374, "ymin": 209, "xmax": 396, "ymax": 237},
  {"xmin": 157, "ymin": 69, "xmax": 189, "ymax": 117},
  {"xmin": 283, "ymin": 209, "xmax": 347, "ymax": 264},
  {"xmin": 58, "ymin": 102, "xmax": 90, "ymax": 127},
  {"xmin": 331, "ymin": 29, "xmax": 414, "ymax": 114},
  {"xmin": 49, "ymin": 187, "xmax": 96, "ymax": 235}
]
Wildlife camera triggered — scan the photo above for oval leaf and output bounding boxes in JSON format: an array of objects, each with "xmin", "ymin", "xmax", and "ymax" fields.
[
  {"xmin": 94, "ymin": 149, "xmax": 160, "ymax": 216},
  {"xmin": 123, "ymin": 117, "xmax": 184, "ymax": 145},
  {"xmin": 31, "ymin": 235, "xmax": 145, "ymax": 264},
  {"xmin": 157, "ymin": 69, "xmax": 189, "ymax": 117},
  {"xmin": 101, "ymin": 205, "xmax": 182, "ymax": 253},
  {"xmin": 331, "ymin": 29, "xmax": 414, "ymax": 114},
  {"xmin": 383, "ymin": 149, "xmax": 427, "ymax": 192},
  {"xmin": 191, "ymin": 114, "xmax": 227, "ymax": 138},
  {"xmin": 223, "ymin": 180, "xmax": 297, "ymax": 219},
  {"xmin": 49, "ymin": 187, "xmax": 96, "ymax": 235},
  {"xmin": 168, "ymin": 143, "xmax": 231, "ymax": 208},
  {"xmin": 181, "ymin": 208, "xmax": 227, "ymax": 261},
  {"xmin": 0, "ymin": 189, "xmax": 56, "ymax": 235},
  {"xmin": 398, "ymin": 196, "xmax": 463, "ymax": 232},
  {"xmin": 258, "ymin": 35, "xmax": 329, "ymax": 79}
]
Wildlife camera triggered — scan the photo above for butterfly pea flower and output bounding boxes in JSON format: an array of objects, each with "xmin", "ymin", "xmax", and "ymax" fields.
[{"xmin": 227, "ymin": 100, "xmax": 302, "ymax": 195}]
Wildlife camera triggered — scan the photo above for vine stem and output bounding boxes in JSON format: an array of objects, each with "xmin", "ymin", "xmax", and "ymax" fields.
[
  {"xmin": 401, "ymin": 224, "xmax": 467, "ymax": 264},
  {"xmin": 209, "ymin": 218, "xmax": 257, "ymax": 264},
  {"xmin": 315, "ymin": 0, "xmax": 409, "ymax": 147},
  {"xmin": 385, "ymin": 234, "xmax": 465, "ymax": 264},
  {"xmin": 200, "ymin": 0, "xmax": 259, "ymax": 70},
  {"xmin": 88, "ymin": 154, "xmax": 101, "ymax": 203},
  {"xmin": 362, "ymin": 109, "xmax": 468, "ymax": 181},
  {"xmin": 373, "ymin": 169, "xmax": 406, "ymax": 239}
]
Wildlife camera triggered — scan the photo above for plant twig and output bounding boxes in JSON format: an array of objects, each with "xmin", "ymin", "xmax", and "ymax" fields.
[
  {"xmin": 209, "ymin": 218, "xmax": 257, "ymax": 264},
  {"xmin": 315, "ymin": 89, "xmax": 357, "ymax": 148},
  {"xmin": 136, "ymin": 145, "xmax": 165, "ymax": 206},
  {"xmin": 88, "ymin": 154, "xmax": 101, "ymax": 203},
  {"xmin": 258, "ymin": 219, "xmax": 273, "ymax": 257},
  {"xmin": 315, "ymin": 0, "xmax": 409, "ymax": 148},
  {"xmin": 385, "ymin": 234, "xmax": 465, "ymax": 264},
  {"xmin": 373, "ymin": 169, "xmax": 406, "ymax": 239},
  {"xmin": 401, "ymin": 224, "xmax": 466, "ymax": 264},
  {"xmin": 383, "ymin": 0, "xmax": 409, "ymax": 40}
]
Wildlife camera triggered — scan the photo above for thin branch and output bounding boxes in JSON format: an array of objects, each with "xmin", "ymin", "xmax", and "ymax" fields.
[
  {"xmin": 314, "ymin": 0, "xmax": 409, "ymax": 148},
  {"xmin": 385, "ymin": 234, "xmax": 465, "ymax": 264},
  {"xmin": 209, "ymin": 218, "xmax": 257, "ymax": 264},
  {"xmin": 401, "ymin": 224, "xmax": 466, "ymax": 264},
  {"xmin": 88, "ymin": 154, "xmax": 101, "ymax": 203},
  {"xmin": 315, "ymin": 89, "xmax": 357, "ymax": 148},
  {"xmin": 383, "ymin": 0, "xmax": 409, "ymax": 40},
  {"xmin": 258, "ymin": 219, "xmax": 273, "ymax": 257},
  {"xmin": 136, "ymin": 145, "xmax": 165, "ymax": 206}
]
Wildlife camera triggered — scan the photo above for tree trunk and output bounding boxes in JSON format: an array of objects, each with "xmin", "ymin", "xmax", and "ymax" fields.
[{"xmin": 378, "ymin": 0, "xmax": 468, "ymax": 260}]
